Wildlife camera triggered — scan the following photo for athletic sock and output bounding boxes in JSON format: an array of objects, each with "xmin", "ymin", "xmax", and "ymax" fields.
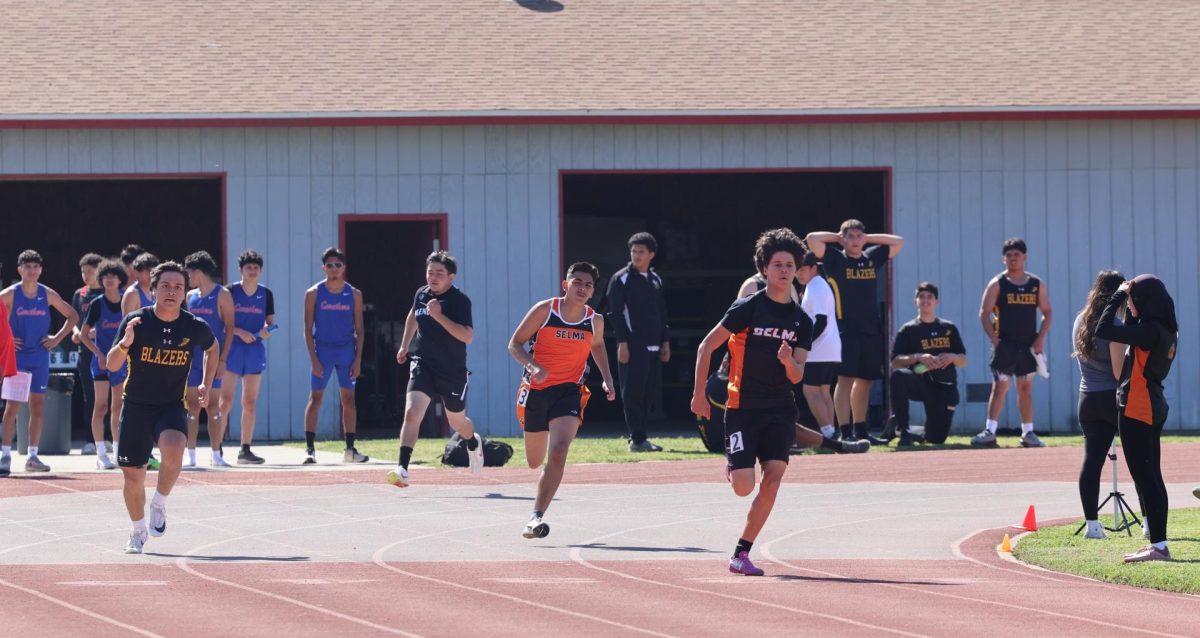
[
  {"xmin": 212, "ymin": 449, "xmax": 224, "ymax": 462},
  {"xmin": 1152, "ymin": 541, "xmax": 1168, "ymax": 551},
  {"xmin": 733, "ymin": 538, "xmax": 753, "ymax": 558},
  {"xmin": 399, "ymin": 446, "xmax": 413, "ymax": 470},
  {"xmin": 345, "ymin": 433, "xmax": 355, "ymax": 450},
  {"xmin": 187, "ymin": 448, "xmax": 196, "ymax": 464},
  {"xmin": 305, "ymin": 431, "xmax": 316, "ymax": 449},
  {"xmin": 839, "ymin": 425, "xmax": 854, "ymax": 439},
  {"xmin": 1086, "ymin": 520, "xmax": 1104, "ymax": 534},
  {"xmin": 1, "ymin": 445, "xmax": 10, "ymax": 457},
  {"xmin": 853, "ymin": 422, "xmax": 868, "ymax": 439},
  {"xmin": 132, "ymin": 518, "xmax": 148, "ymax": 533},
  {"xmin": 150, "ymin": 491, "xmax": 167, "ymax": 508},
  {"xmin": 819, "ymin": 437, "xmax": 841, "ymax": 452},
  {"xmin": 820, "ymin": 424, "xmax": 836, "ymax": 438},
  {"xmin": 532, "ymin": 510, "xmax": 544, "ymax": 520},
  {"xmin": 1020, "ymin": 422, "xmax": 1034, "ymax": 435},
  {"xmin": 985, "ymin": 419, "xmax": 999, "ymax": 434},
  {"xmin": 465, "ymin": 434, "xmax": 479, "ymax": 451},
  {"xmin": 28, "ymin": 446, "xmax": 38, "ymax": 457}
]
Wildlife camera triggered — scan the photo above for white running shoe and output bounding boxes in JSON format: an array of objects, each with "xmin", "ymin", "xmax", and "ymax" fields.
[
  {"xmin": 386, "ymin": 467, "xmax": 410, "ymax": 488},
  {"xmin": 522, "ymin": 513, "xmax": 549, "ymax": 539},
  {"xmin": 468, "ymin": 434, "xmax": 484, "ymax": 474},
  {"xmin": 1084, "ymin": 524, "xmax": 1108, "ymax": 540},
  {"xmin": 182, "ymin": 455, "xmax": 196, "ymax": 469},
  {"xmin": 149, "ymin": 503, "xmax": 167, "ymax": 538},
  {"xmin": 95, "ymin": 455, "xmax": 116, "ymax": 470},
  {"xmin": 210, "ymin": 453, "xmax": 232, "ymax": 468},
  {"xmin": 1019, "ymin": 431, "xmax": 1046, "ymax": 448},
  {"xmin": 125, "ymin": 528, "xmax": 148, "ymax": 554}
]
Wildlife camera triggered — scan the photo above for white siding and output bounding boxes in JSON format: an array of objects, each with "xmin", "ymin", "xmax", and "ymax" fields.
[{"xmin": 3, "ymin": 120, "xmax": 1198, "ymax": 435}]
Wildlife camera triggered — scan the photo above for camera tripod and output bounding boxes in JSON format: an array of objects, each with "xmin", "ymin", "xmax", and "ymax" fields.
[{"xmin": 1075, "ymin": 439, "xmax": 1141, "ymax": 536}]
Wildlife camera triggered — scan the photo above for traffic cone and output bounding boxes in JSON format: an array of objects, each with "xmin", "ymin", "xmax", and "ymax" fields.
[
  {"xmin": 1015, "ymin": 505, "xmax": 1038, "ymax": 531},
  {"xmin": 1000, "ymin": 533, "xmax": 1013, "ymax": 553}
]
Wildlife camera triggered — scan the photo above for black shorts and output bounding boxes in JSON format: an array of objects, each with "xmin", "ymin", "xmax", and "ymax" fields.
[
  {"xmin": 724, "ymin": 406, "xmax": 797, "ymax": 470},
  {"xmin": 117, "ymin": 402, "xmax": 187, "ymax": 468},
  {"xmin": 990, "ymin": 340, "xmax": 1037, "ymax": 380},
  {"xmin": 407, "ymin": 360, "xmax": 470, "ymax": 413},
  {"xmin": 802, "ymin": 361, "xmax": 838, "ymax": 387},
  {"xmin": 836, "ymin": 333, "xmax": 884, "ymax": 381},
  {"xmin": 517, "ymin": 382, "xmax": 591, "ymax": 433}
]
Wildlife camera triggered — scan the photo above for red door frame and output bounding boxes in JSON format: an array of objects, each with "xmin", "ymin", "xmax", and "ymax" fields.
[
  {"xmin": 0, "ymin": 172, "xmax": 228, "ymax": 270},
  {"xmin": 336, "ymin": 213, "xmax": 450, "ymax": 254}
]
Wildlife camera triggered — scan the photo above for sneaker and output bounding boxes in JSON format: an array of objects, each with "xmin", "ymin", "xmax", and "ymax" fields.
[
  {"xmin": 149, "ymin": 503, "xmax": 167, "ymax": 537},
  {"xmin": 628, "ymin": 439, "xmax": 663, "ymax": 453},
  {"xmin": 343, "ymin": 447, "xmax": 369, "ymax": 463},
  {"xmin": 386, "ymin": 467, "xmax": 409, "ymax": 488},
  {"xmin": 105, "ymin": 441, "xmax": 114, "ymax": 455},
  {"xmin": 210, "ymin": 453, "xmax": 232, "ymax": 468},
  {"xmin": 897, "ymin": 431, "xmax": 916, "ymax": 447},
  {"xmin": 147, "ymin": 455, "xmax": 161, "ymax": 471},
  {"xmin": 866, "ymin": 435, "xmax": 890, "ymax": 447},
  {"xmin": 182, "ymin": 454, "xmax": 196, "ymax": 469},
  {"xmin": 24, "ymin": 455, "xmax": 50, "ymax": 472},
  {"xmin": 0, "ymin": 455, "xmax": 9, "ymax": 477},
  {"xmin": 729, "ymin": 551, "xmax": 764, "ymax": 576},
  {"xmin": 970, "ymin": 429, "xmax": 997, "ymax": 447},
  {"xmin": 467, "ymin": 434, "xmax": 484, "ymax": 473},
  {"xmin": 302, "ymin": 449, "xmax": 317, "ymax": 465},
  {"xmin": 839, "ymin": 438, "xmax": 870, "ymax": 454},
  {"xmin": 1083, "ymin": 526, "xmax": 1108, "ymax": 540},
  {"xmin": 878, "ymin": 417, "xmax": 897, "ymax": 442},
  {"xmin": 96, "ymin": 455, "xmax": 116, "ymax": 470},
  {"xmin": 522, "ymin": 514, "xmax": 550, "ymax": 539},
  {"xmin": 1123, "ymin": 545, "xmax": 1171, "ymax": 563},
  {"xmin": 82, "ymin": 442, "xmax": 97, "ymax": 455},
  {"xmin": 1192, "ymin": 485, "xmax": 1199, "ymax": 501},
  {"xmin": 124, "ymin": 528, "xmax": 148, "ymax": 554},
  {"xmin": 1020, "ymin": 432, "xmax": 1045, "ymax": 448},
  {"xmin": 237, "ymin": 449, "xmax": 265, "ymax": 465}
]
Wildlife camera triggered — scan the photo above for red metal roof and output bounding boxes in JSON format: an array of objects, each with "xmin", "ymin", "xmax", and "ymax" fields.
[{"xmin": 4, "ymin": 0, "xmax": 1199, "ymax": 122}]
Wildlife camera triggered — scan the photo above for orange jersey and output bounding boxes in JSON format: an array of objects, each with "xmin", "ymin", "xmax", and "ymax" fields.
[{"xmin": 524, "ymin": 298, "xmax": 595, "ymax": 390}]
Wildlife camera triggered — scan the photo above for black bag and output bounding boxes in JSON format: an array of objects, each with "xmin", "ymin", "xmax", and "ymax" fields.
[{"xmin": 441, "ymin": 433, "xmax": 514, "ymax": 467}]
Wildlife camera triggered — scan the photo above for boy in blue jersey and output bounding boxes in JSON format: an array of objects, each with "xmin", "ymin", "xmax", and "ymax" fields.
[
  {"xmin": 184, "ymin": 251, "xmax": 237, "ymax": 467},
  {"xmin": 122, "ymin": 252, "xmax": 160, "ymax": 315},
  {"xmin": 78, "ymin": 259, "xmax": 131, "ymax": 469},
  {"xmin": 302, "ymin": 248, "xmax": 369, "ymax": 464},
  {"xmin": 220, "ymin": 250, "xmax": 275, "ymax": 467},
  {"xmin": 1, "ymin": 250, "xmax": 79, "ymax": 475}
]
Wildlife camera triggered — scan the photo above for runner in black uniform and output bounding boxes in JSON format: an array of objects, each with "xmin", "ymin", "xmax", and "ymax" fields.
[
  {"xmin": 692, "ymin": 228, "xmax": 813, "ymax": 577},
  {"xmin": 806, "ymin": 220, "xmax": 904, "ymax": 442},
  {"xmin": 889, "ymin": 283, "xmax": 967, "ymax": 446},
  {"xmin": 106, "ymin": 262, "xmax": 217, "ymax": 554},
  {"xmin": 974, "ymin": 238, "xmax": 1053, "ymax": 447},
  {"xmin": 71, "ymin": 253, "xmax": 104, "ymax": 454}
]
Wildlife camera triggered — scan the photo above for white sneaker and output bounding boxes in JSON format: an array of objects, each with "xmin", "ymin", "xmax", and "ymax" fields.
[
  {"xmin": 1084, "ymin": 522, "xmax": 1107, "ymax": 539},
  {"xmin": 182, "ymin": 455, "xmax": 196, "ymax": 469},
  {"xmin": 468, "ymin": 434, "xmax": 484, "ymax": 474},
  {"xmin": 95, "ymin": 454, "xmax": 116, "ymax": 470},
  {"xmin": 522, "ymin": 513, "xmax": 549, "ymax": 539},
  {"xmin": 970, "ymin": 429, "xmax": 997, "ymax": 446},
  {"xmin": 149, "ymin": 503, "xmax": 167, "ymax": 537},
  {"xmin": 125, "ymin": 528, "xmax": 148, "ymax": 554},
  {"xmin": 210, "ymin": 453, "xmax": 232, "ymax": 468},
  {"xmin": 386, "ymin": 467, "xmax": 410, "ymax": 488},
  {"xmin": 1019, "ymin": 431, "xmax": 1046, "ymax": 448}
]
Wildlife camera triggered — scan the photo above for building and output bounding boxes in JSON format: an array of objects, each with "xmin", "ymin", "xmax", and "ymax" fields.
[{"xmin": 2, "ymin": 1, "xmax": 1198, "ymax": 437}]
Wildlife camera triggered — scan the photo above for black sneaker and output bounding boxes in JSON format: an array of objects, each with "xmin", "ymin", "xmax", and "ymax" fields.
[
  {"xmin": 897, "ymin": 431, "xmax": 916, "ymax": 447},
  {"xmin": 237, "ymin": 449, "xmax": 266, "ymax": 465}
]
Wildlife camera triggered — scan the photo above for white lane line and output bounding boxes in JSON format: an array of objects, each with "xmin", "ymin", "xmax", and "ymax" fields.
[
  {"xmin": 0, "ymin": 577, "xmax": 164, "ymax": 638},
  {"xmin": 58, "ymin": 580, "xmax": 167, "ymax": 586}
]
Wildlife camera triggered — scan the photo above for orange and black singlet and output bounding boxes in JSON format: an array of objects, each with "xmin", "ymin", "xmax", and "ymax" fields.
[
  {"xmin": 721, "ymin": 289, "xmax": 814, "ymax": 411},
  {"xmin": 523, "ymin": 298, "xmax": 595, "ymax": 390},
  {"xmin": 1096, "ymin": 293, "xmax": 1176, "ymax": 426}
]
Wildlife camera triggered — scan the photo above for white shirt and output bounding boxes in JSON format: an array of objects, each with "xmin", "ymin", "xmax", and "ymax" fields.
[{"xmin": 801, "ymin": 276, "xmax": 841, "ymax": 363}]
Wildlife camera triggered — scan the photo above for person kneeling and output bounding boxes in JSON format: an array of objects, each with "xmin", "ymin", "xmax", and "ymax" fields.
[{"xmin": 888, "ymin": 283, "xmax": 967, "ymax": 446}]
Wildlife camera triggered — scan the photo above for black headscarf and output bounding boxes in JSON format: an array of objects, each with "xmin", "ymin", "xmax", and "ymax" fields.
[{"xmin": 1129, "ymin": 274, "xmax": 1178, "ymax": 333}]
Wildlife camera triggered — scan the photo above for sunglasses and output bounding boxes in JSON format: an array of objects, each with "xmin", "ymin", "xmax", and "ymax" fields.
[{"xmin": 324, "ymin": 262, "xmax": 345, "ymax": 269}]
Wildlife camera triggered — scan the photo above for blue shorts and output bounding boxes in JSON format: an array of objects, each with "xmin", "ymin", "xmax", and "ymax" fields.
[
  {"xmin": 15, "ymin": 351, "xmax": 50, "ymax": 395},
  {"xmin": 311, "ymin": 345, "xmax": 356, "ymax": 391},
  {"xmin": 226, "ymin": 340, "xmax": 267, "ymax": 376},
  {"xmin": 188, "ymin": 348, "xmax": 224, "ymax": 389},
  {"xmin": 91, "ymin": 358, "xmax": 128, "ymax": 387}
]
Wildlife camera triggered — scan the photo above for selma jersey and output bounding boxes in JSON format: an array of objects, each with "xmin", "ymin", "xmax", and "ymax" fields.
[
  {"xmin": 722, "ymin": 289, "xmax": 814, "ymax": 410},
  {"xmin": 823, "ymin": 246, "xmax": 889, "ymax": 335},
  {"xmin": 411, "ymin": 285, "xmax": 472, "ymax": 371},
  {"xmin": 892, "ymin": 317, "xmax": 966, "ymax": 384},
  {"xmin": 117, "ymin": 308, "xmax": 215, "ymax": 406},
  {"xmin": 524, "ymin": 298, "xmax": 595, "ymax": 390}
]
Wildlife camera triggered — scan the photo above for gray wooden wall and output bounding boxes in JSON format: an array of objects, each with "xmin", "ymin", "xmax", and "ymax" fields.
[{"xmin": 2, "ymin": 120, "xmax": 1196, "ymax": 437}]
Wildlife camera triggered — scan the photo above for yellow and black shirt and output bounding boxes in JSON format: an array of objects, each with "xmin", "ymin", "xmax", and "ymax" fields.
[
  {"xmin": 823, "ymin": 246, "xmax": 889, "ymax": 335},
  {"xmin": 117, "ymin": 307, "xmax": 215, "ymax": 406},
  {"xmin": 721, "ymin": 289, "xmax": 813, "ymax": 411},
  {"xmin": 993, "ymin": 274, "xmax": 1041, "ymax": 345},
  {"xmin": 891, "ymin": 317, "xmax": 966, "ymax": 384}
]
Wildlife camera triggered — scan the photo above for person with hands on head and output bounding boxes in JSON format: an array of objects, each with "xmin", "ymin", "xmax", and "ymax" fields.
[
  {"xmin": 888, "ymin": 283, "xmax": 967, "ymax": 447},
  {"xmin": 974, "ymin": 238, "xmax": 1053, "ymax": 447},
  {"xmin": 605, "ymin": 232, "xmax": 671, "ymax": 453},
  {"xmin": 1094, "ymin": 275, "xmax": 1178, "ymax": 563},
  {"xmin": 691, "ymin": 228, "xmax": 814, "ymax": 577},
  {"xmin": 219, "ymin": 250, "xmax": 275, "ymax": 468},
  {"xmin": 805, "ymin": 220, "xmax": 903, "ymax": 442},
  {"xmin": 302, "ymin": 247, "xmax": 368, "ymax": 465},
  {"xmin": 106, "ymin": 261, "xmax": 217, "ymax": 554},
  {"xmin": 509, "ymin": 262, "xmax": 616, "ymax": 539},
  {"xmin": 389, "ymin": 251, "xmax": 482, "ymax": 487},
  {"xmin": 77, "ymin": 259, "xmax": 131, "ymax": 470},
  {"xmin": 1, "ymin": 250, "xmax": 79, "ymax": 475}
]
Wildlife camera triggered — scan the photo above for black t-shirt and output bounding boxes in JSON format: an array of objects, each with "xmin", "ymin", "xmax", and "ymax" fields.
[
  {"xmin": 892, "ymin": 317, "xmax": 966, "ymax": 384},
  {"xmin": 72, "ymin": 287, "xmax": 103, "ymax": 363},
  {"xmin": 411, "ymin": 285, "xmax": 473, "ymax": 372},
  {"xmin": 721, "ymin": 289, "xmax": 814, "ymax": 410},
  {"xmin": 823, "ymin": 245, "xmax": 889, "ymax": 335},
  {"xmin": 117, "ymin": 308, "xmax": 215, "ymax": 406},
  {"xmin": 994, "ymin": 274, "xmax": 1041, "ymax": 345}
]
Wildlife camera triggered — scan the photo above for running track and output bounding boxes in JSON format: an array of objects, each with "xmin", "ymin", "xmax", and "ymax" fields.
[{"xmin": 2, "ymin": 444, "xmax": 1198, "ymax": 637}]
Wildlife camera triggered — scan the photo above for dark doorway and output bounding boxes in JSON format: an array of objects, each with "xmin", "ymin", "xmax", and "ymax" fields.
[
  {"xmin": 562, "ymin": 170, "xmax": 890, "ymax": 425},
  {"xmin": 340, "ymin": 215, "xmax": 447, "ymax": 432}
]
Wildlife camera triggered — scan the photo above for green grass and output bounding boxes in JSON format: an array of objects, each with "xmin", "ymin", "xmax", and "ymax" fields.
[
  {"xmin": 287, "ymin": 432, "xmax": 1200, "ymax": 467},
  {"xmin": 1013, "ymin": 507, "xmax": 1200, "ymax": 594}
]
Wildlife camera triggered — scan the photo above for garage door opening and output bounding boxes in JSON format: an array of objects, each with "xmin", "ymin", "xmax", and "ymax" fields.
[{"xmin": 562, "ymin": 169, "xmax": 890, "ymax": 426}]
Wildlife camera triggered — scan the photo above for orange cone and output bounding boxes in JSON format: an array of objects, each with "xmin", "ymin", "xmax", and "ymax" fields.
[
  {"xmin": 1000, "ymin": 534, "xmax": 1013, "ymax": 553},
  {"xmin": 1015, "ymin": 505, "xmax": 1038, "ymax": 531}
]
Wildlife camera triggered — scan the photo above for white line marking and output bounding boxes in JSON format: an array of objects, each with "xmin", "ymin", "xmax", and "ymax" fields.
[
  {"xmin": 58, "ymin": 580, "xmax": 167, "ymax": 587},
  {"xmin": 267, "ymin": 579, "xmax": 382, "ymax": 585},
  {"xmin": 0, "ymin": 577, "xmax": 164, "ymax": 638},
  {"xmin": 482, "ymin": 577, "xmax": 597, "ymax": 584}
]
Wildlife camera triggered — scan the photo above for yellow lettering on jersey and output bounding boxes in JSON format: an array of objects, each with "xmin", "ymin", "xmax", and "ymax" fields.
[
  {"xmin": 140, "ymin": 348, "xmax": 190, "ymax": 367},
  {"xmin": 1006, "ymin": 292, "xmax": 1038, "ymax": 305},
  {"xmin": 845, "ymin": 267, "xmax": 876, "ymax": 280},
  {"xmin": 921, "ymin": 336, "xmax": 952, "ymax": 350}
]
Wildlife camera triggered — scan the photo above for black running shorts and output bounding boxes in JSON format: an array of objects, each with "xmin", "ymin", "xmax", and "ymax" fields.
[
  {"xmin": 407, "ymin": 360, "xmax": 470, "ymax": 413},
  {"xmin": 802, "ymin": 361, "xmax": 838, "ymax": 387},
  {"xmin": 836, "ymin": 333, "xmax": 885, "ymax": 381},
  {"xmin": 989, "ymin": 340, "xmax": 1037, "ymax": 380},
  {"xmin": 517, "ymin": 382, "xmax": 591, "ymax": 433},
  {"xmin": 724, "ymin": 406, "xmax": 797, "ymax": 471},
  {"xmin": 117, "ymin": 402, "xmax": 187, "ymax": 468}
]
